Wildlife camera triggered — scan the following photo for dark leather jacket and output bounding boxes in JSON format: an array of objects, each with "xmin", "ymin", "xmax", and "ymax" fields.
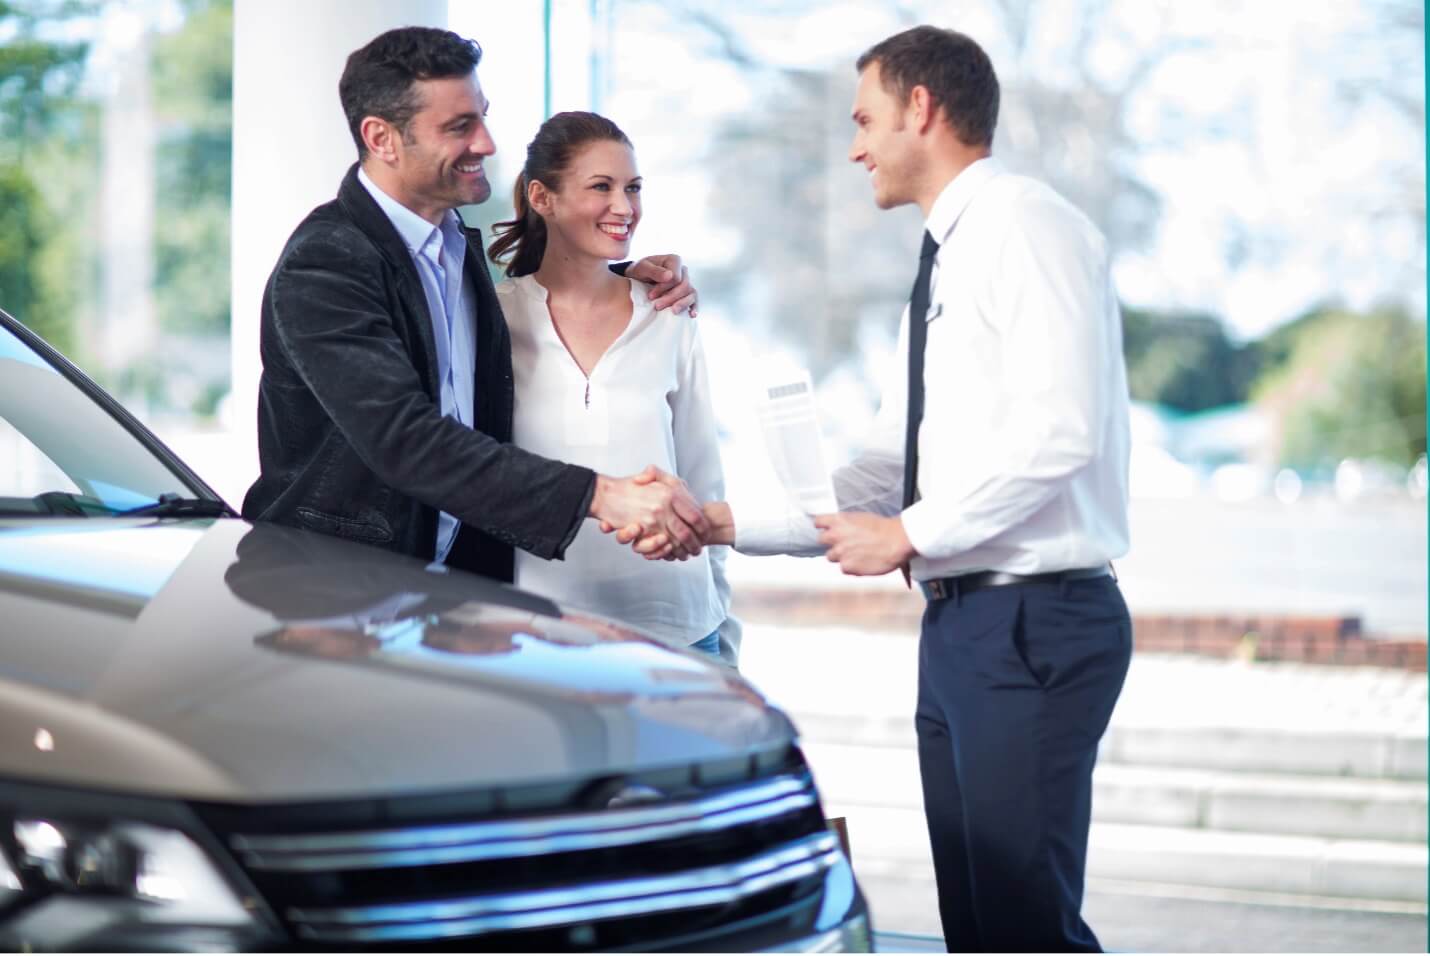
[{"xmin": 241, "ymin": 165, "xmax": 596, "ymax": 583}]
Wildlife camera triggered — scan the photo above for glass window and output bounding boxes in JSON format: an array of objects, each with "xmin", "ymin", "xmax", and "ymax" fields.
[{"xmin": 0, "ymin": 322, "xmax": 196, "ymax": 513}]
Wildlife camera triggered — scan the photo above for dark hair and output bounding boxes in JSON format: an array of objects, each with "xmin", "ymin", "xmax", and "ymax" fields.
[
  {"xmin": 339, "ymin": 27, "xmax": 483, "ymax": 160},
  {"xmin": 855, "ymin": 26, "xmax": 999, "ymax": 148},
  {"xmin": 489, "ymin": 111, "xmax": 633, "ymax": 278}
]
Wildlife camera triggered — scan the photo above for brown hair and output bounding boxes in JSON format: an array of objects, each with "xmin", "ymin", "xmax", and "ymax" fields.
[
  {"xmin": 856, "ymin": 26, "xmax": 999, "ymax": 148},
  {"xmin": 488, "ymin": 111, "xmax": 634, "ymax": 277},
  {"xmin": 339, "ymin": 27, "xmax": 482, "ymax": 161}
]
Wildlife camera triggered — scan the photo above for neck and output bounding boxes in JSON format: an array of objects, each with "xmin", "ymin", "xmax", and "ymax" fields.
[
  {"xmin": 361, "ymin": 158, "xmax": 447, "ymax": 225},
  {"xmin": 533, "ymin": 234, "xmax": 622, "ymax": 302},
  {"xmin": 914, "ymin": 144, "xmax": 991, "ymax": 219}
]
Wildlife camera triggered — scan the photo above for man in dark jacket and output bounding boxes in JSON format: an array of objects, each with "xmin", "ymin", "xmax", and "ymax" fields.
[{"xmin": 242, "ymin": 26, "xmax": 707, "ymax": 583}]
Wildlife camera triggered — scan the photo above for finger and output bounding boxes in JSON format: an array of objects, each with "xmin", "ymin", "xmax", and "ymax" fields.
[
  {"xmin": 632, "ymin": 464, "xmax": 661, "ymax": 485},
  {"xmin": 668, "ymin": 488, "xmax": 710, "ymax": 538},
  {"xmin": 633, "ymin": 531, "xmax": 669, "ymax": 555},
  {"xmin": 664, "ymin": 515, "xmax": 703, "ymax": 556},
  {"xmin": 813, "ymin": 514, "xmax": 837, "ymax": 530},
  {"xmin": 648, "ymin": 278, "xmax": 694, "ymax": 312},
  {"xmin": 666, "ymin": 291, "xmax": 697, "ymax": 316},
  {"xmin": 629, "ymin": 260, "xmax": 674, "ymax": 286},
  {"xmin": 615, "ymin": 523, "xmax": 643, "ymax": 544}
]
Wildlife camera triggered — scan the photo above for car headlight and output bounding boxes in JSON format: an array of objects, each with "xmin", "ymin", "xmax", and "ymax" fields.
[{"xmin": 1, "ymin": 813, "xmax": 267, "ymax": 951}]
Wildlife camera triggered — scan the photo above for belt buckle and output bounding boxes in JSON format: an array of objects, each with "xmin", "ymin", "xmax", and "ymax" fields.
[{"xmin": 923, "ymin": 578, "xmax": 950, "ymax": 601}]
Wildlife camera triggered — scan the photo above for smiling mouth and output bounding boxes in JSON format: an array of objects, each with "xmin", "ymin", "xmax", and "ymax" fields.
[
  {"xmin": 598, "ymin": 223, "xmax": 631, "ymax": 239},
  {"xmin": 455, "ymin": 161, "xmax": 484, "ymax": 175}
]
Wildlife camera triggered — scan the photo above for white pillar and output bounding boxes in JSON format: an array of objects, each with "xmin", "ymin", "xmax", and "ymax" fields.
[
  {"xmin": 99, "ymin": 19, "xmax": 155, "ymax": 382},
  {"xmin": 226, "ymin": 0, "xmax": 447, "ymax": 502}
]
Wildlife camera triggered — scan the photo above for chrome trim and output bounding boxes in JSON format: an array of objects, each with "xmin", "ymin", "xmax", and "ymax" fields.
[
  {"xmin": 233, "ymin": 773, "xmax": 816, "ymax": 872},
  {"xmin": 287, "ymin": 832, "xmax": 840, "ymax": 943}
]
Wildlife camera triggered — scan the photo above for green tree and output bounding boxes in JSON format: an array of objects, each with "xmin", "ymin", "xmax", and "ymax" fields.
[
  {"xmin": 1254, "ymin": 307, "xmax": 1427, "ymax": 469},
  {"xmin": 0, "ymin": 0, "xmax": 96, "ymax": 351},
  {"xmin": 151, "ymin": 0, "xmax": 232, "ymax": 340},
  {"xmin": 1120, "ymin": 307, "xmax": 1262, "ymax": 412}
]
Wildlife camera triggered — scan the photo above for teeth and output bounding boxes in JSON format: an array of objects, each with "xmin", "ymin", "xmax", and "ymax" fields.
[
  {"xmin": 456, "ymin": 163, "xmax": 482, "ymax": 173},
  {"xmin": 598, "ymin": 224, "xmax": 629, "ymax": 236}
]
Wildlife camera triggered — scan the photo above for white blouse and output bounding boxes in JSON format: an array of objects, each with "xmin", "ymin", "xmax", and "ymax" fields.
[{"xmin": 497, "ymin": 274, "xmax": 730, "ymax": 645}]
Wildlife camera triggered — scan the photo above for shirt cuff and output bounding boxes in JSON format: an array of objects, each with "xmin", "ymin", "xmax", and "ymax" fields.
[
  {"xmin": 731, "ymin": 507, "xmax": 823, "ymax": 556},
  {"xmin": 900, "ymin": 497, "xmax": 975, "ymax": 562}
]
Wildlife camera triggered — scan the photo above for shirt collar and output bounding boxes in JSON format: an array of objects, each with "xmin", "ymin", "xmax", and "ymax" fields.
[
  {"xmin": 357, "ymin": 166, "xmax": 460, "ymax": 259},
  {"xmin": 924, "ymin": 155, "xmax": 1003, "ymax": 245}
]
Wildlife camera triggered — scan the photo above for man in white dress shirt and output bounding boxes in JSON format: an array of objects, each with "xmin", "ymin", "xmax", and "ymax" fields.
[{"xmin": 699, "ymin": 25, "xmax": 1133, "ymax": 952}]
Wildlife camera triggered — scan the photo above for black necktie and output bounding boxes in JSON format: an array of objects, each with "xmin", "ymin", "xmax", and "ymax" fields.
[{"xmin": 902, "ymin": 229, "xmax": 940, "ymax": 510}]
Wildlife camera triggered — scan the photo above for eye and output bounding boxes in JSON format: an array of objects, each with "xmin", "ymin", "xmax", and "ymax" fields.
[
  {"xmin": 591, "ymin": 182, "xmax": 610, "ymax": 191},
  {"xmin": 626, "ymin": 183, "xmax": 642, "ymax": 193}
]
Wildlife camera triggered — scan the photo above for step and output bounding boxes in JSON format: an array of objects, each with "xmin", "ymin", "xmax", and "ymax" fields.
[
  {"xmin": 818, "ymin": 804, "xmax": 1428, "ymax": 904},
  {"xmin": 1100, "ymin": 724, "xmax": 1428, "ymax": 781},
  {"xmin": 803, "ymin": 742, "xmax": 1429, "ymax": 843},
  {"xmin": 790, "ymin": 712, "xmax": 1427, "ymax": 781}
]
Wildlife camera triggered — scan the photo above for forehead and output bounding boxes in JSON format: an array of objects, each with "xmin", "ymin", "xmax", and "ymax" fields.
[
  {"xmin": 568, "ymin": 138, "xmax": 639, "ymax": 174},
  {"xmin": 411, "ymin": 71, "xmax": 486, "ymax": 119},
  {"xmin": 851, "ymin": 62, "xmax": 895, "ymax": 115}
]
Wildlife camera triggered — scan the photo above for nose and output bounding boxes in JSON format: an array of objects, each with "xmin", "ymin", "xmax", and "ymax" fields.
[
  {"xmin": 848, "ymin": 135, "xmax": 864, "ymax": 165},
  {"xmin": 471, "ymin": 123, "xmax": 496, "ymax": 158},
  {"xmin": 609, "ymin": 191, "xmax": 633, "ymax": 218}
]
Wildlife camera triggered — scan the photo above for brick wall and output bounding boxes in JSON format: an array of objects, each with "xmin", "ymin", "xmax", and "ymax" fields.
[{"xmin": 731, "ymin": 588, "xmax": 1427, "ymax": 671}]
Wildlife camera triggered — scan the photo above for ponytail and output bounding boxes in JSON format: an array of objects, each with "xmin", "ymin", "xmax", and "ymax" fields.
[
  {"xmin": 488, "ymin": 173, "xmax": 547, "ymax": 277},
  {"xmin": 487, "ymin": 111, "xmax": 634, "ymax": 279}
]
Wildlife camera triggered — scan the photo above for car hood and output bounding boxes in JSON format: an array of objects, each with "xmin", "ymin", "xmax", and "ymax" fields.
[{"xmin": 0, "ymin": 518, "xmax": 792, "ymax": 803}]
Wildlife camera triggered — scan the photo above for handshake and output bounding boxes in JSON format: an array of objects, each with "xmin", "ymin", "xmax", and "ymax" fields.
[{"xmin": 588, "ymin": 466, "xmax": 733, "ymax": 560}]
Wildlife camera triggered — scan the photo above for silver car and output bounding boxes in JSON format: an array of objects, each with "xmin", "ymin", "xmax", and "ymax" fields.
[{"xmin": 0, "ymin": 309, "xmax": 869, "ymax": 952}]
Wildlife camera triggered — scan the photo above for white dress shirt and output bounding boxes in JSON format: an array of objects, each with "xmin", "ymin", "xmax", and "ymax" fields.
[
  {"xmin": 734, "ymin": 157, "xmax": 1131, "ymax": 579},
  {"xmin": 357, "ymin": 168, "xmax": 476, "ymax": 564},
  {"xmin": 497, "ymin": 274, "xmax": 731, "ymax": 644}
]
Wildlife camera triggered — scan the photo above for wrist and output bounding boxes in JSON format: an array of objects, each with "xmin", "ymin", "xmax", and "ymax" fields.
[
  {"xmin": 589, "ymin": 474, "xmax": 615, "ymax": 519},
  {"xmin": 893, "ymin": 516, "xmax": 917, "ymax": 563},
  {"xmin": 704, "ymin": 502, "xmax": 735, "ymax": 546}
]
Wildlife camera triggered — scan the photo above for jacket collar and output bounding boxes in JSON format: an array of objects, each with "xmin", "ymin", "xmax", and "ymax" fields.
[{"xmin": 336, "ymin": 163, "xmax": 424, "ymax": 275}]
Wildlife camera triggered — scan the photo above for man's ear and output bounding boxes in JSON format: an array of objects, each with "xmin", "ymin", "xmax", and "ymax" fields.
[
  {"xmin": 360, "ymin": 116, "xmax": 400, "ymax": 164},
  {"xmin": 908, "ymin": 85, "xmax": 936, "ymax": 135}
]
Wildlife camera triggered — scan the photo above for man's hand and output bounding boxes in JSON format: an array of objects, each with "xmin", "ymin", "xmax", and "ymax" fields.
[
  {"xmin": 814, "ymin": 512, "xmax": 915, "ymax": 576},
  {"xmin": 590, "ymin": 466, "xmax": 709, "ymax": 557},
  {"xmin": 625, "ymin": 254, "xmax": 698, "ymax": 316},
  {"xmin": 605, "ymin": 475, "xmax": 731, "ymax": 561}
]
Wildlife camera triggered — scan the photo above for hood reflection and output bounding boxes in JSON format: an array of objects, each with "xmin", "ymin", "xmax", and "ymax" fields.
[{"xmin": 227, "ymin": 525, "xmax": 747, "ymax": 706}]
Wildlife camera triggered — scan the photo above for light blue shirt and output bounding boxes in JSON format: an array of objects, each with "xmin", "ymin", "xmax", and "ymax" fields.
[{"xmin": 358, "ymin": 167, "xmax": 477, "ymax": 564}]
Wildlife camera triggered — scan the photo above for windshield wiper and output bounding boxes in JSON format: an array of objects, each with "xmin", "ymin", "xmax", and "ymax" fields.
[{"xmin": 118, "ymin": 494, "xmax": 232, "ymax": 518}]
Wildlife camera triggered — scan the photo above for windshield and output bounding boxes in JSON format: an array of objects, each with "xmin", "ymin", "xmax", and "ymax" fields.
[{"xmin": 0, "ymin": 320, "xmax": 204, "ymax": 516}]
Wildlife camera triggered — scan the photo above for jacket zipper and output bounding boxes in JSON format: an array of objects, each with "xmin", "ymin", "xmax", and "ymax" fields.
[{"xmin": 584, "ymin": 380, "xmax": 591, "ymax": 409}]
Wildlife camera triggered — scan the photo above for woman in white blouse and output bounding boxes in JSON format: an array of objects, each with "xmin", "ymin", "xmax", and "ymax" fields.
[{"xmin": 488, "ymin": 111, "xmax": 733, "ymax": 663}]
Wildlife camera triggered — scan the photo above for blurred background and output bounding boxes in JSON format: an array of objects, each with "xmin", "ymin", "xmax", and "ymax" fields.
[{"xmin": 0, "ymin": 0, "xmax": 1425, "ymax": 949}]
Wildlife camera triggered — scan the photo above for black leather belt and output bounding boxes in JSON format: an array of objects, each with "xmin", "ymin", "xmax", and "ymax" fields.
[{"xmin": 920, "ymin": 566, "xmax": 1110, "ymax": 602}]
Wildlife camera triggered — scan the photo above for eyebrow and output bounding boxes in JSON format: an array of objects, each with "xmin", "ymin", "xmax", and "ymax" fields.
[
  {"xmin": 443, "ymin": 112, "xmax": 481, "ymax": 129},
  {"xmin": 586, "ymin": 174, "xmax": 643, "ymax": 182}
]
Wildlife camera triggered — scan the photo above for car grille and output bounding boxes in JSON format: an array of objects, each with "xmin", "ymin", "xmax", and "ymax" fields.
[{"xmin": 198, "ymin": 746, "xmax": 839, "ymax": 950}]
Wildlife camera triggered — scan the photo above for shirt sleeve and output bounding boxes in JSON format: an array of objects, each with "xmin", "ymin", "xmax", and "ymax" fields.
[
  {"xmin": 900, "ymin": 199, "xmax": 1117, "ymax": 561},
  {"xmin": 731, "ymin": 309, "xmax": 910, "ymax": 555}
]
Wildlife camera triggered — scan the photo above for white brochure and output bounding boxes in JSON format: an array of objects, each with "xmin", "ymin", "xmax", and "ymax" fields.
[{"xmin": 755, "ymin": 367, "xmax": 838, "ymax": 515}]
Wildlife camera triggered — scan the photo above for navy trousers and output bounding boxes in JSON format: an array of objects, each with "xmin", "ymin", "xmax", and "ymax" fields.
[{"xmin": 915, "ymin": 574, "xmax": 1132, "ymax": 953}]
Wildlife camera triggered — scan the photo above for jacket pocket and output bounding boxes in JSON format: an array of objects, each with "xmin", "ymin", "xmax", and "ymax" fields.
[{"xmin": 295, "ymin": 506, "xmax": 394, "ymax": 545}]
